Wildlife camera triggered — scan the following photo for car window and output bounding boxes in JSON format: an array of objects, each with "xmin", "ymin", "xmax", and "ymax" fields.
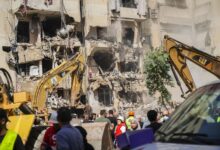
[{"xmin": 155, "ymin": 83, "xmax": 220, "ymax": 145}]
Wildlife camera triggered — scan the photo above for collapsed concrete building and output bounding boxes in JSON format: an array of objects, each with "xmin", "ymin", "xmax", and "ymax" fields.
[
  {"xmin": 84, "ymin": 0, "xmax": 148, "ymax": 114},
  {"xmin": 0, "ymin": 0, "xmax": 150, "ymax": 114},
  {"xmin": 1, "ymin": 0, "xmax": 82, "ymax": 108},
  {"xmin": 1, "ymin": 0, "xmax": 220, "ymax": 115}
]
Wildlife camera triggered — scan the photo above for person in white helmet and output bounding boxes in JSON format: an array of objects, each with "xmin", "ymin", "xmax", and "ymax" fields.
[
  {"xmin": 114, "ymin": 116, "xmax": 127, "ymax": 148},
  {"xmin": 41, "ymin": 111, "xmax": 60, "ymax": 150}
]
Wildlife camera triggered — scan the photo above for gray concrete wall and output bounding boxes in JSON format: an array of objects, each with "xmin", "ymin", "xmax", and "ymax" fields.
[{"xmin": 0, "ymin": 0, "xmax": 17, "ymax": 88}]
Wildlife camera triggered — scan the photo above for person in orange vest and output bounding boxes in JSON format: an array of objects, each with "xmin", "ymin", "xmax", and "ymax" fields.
[{"xmin": 0, "ymin": 108, "xmax": 25, "ymax": 150}]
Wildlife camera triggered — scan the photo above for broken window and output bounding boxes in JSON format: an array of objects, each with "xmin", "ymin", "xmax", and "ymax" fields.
[
  {"xmin": 119, "ymin": 91, "xmax": 142, "ymax": 103},
  {"xmin": 93, "ymin": 50, "xmax": 115, "ymax": 72},
  {"xmin": 18, "ymin": 61, "xmax": 39, "ymax": 76},
  {"xmin": 119, "ymin": 62, "xmax": 138, "ymax": 72},
  {"xmin": 97, "ymin": 27, "xmax": 107, "ymax": 40},
  {"xmin": 122, "ymin": 0, "xmax": 136, "ymax": 8},
  {"xmin": 122, "ymin": 28, "xmax": 134, "ymax": 46},
  {"xmin": 87, "ymin": 56, "xmax": 99, "ymax": 77},
  {"xmin": 29, "ymin": 15, "xmax": 41, "ymax": 44},
  {"xmin": 165, "ymin": 0, "xmax": 187, "ymax": 8},
  {"xmin": 17, "ymin": 21, "xmax": 29, "ymax": 43},
  {"xmin": 42, "ymin": 17, "xmax": 61, "ymax": 37},
  {"xmin": 42, "ymin": 58, "xmax": 52, "ymax": 73},
  {"xmin": 97, "ymin": 85, "xmax": 112, "ymax": 106}
]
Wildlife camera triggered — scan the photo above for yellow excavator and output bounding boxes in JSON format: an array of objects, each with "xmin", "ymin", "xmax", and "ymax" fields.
[
  {"xmin": 164, "ymin": 35, "xmax": 220, "ymax": 96},
  {"xmin": 0, "ymin": 51, "xmax": 112, "ymax": 150},
  {"xmin": 0, "ymin": 51, "xmax": 85, "ymax": 144},
  {"xmin": 32, "ymin": 52, "xmax": 85, "ymax": 109}
]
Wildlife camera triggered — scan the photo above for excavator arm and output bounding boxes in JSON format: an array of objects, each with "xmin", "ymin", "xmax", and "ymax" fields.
[
  {"xmin": 164, "ymin": 35, "xmax": 220, "ymax": 92},
  {"xmin": 32, "ymin": 52, "xmax": 85, "ymax": 109}
]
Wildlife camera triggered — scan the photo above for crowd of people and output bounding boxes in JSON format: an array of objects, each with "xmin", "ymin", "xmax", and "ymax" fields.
[
  {"xmin": 0, "ymin": 107, "xmax": 172, "ymax": 150},
  {"xmin": 79, "ymin": 108, "xmax": 172, "ymax": 148}
]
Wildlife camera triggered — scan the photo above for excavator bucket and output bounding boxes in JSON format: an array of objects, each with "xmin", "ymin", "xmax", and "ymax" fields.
[
  {"xmin": 7, "ymin": 115, "xmax": 35, "ymax": 144},
  {"xmin": 82, "ymin": 122, "xmax": 113, "ymax": 150}
]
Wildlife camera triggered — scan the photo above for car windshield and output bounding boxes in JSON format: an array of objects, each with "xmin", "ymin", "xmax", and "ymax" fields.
[{"xmin": 155, "ymin": 83, "xmax": 220, "ymax": 145}]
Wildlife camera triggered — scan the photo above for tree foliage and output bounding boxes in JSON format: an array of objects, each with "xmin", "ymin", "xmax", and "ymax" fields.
[{"xmin": 144, "ymin": 47, "xmax": 174, "ymax": 107}]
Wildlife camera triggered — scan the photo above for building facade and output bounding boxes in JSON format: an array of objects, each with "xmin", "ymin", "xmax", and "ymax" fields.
[
  {"xmin": 0, "ymin": 0, "xmax": 149, "ymax": 114},
  {"xmin": 0, "ymin": 0, "xmax": 219, "ymax": 114}
]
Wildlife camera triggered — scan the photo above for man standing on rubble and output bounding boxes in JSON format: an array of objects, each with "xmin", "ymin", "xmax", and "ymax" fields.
[
  {"xmin": 0, "ymin": 108, "xmax": 25, "ymax": 150},
  {"xmin": 56, "ymin": 107, "xmax": 84, "ymax": 150}
]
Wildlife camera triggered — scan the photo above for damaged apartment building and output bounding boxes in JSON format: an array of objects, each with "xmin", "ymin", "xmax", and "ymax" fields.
[
  {"xmin": 85, "ymin": 0, "xmax": 148, "ymax": 113},
  {"xmin": 0, "ymin": 0, "xmax": 148, "ymax": 113},
  {"xmin": 3, "ymin": 0, "xmax": 82, "ymax": 108}
]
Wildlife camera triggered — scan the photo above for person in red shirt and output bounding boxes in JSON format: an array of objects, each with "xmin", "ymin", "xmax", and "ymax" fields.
[
  {"xmin": 114, "ymin": 115, "xmax": 126, "ymax": 147},
  {"xmin": 41, "ymin": 111, "xmax": 60, "ymax": 150}
]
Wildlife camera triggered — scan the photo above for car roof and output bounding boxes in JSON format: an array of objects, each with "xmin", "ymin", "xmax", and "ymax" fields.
[{"xmin": 202, "ymin": 80, "xmax": 220, "ymax": 87}]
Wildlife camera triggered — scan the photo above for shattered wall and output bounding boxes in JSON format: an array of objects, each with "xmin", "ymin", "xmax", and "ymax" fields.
[
  {"xmin": 84, "ymin": 0, "xmax": 109, "ymax": 35},
  {"xmin": 8, "ymin": 0, "xmax": 219, "ymax": 115},
  {"xmin": 0, "ymin": 0, "xmax": 83, "ymax": 110},
  {"xmin": 1, "ymin": 0, "xmax": 150, "ymax": 115},
  {"xmin": 85, "ymin": 0, "xmax": 148, "ymax": 114}
]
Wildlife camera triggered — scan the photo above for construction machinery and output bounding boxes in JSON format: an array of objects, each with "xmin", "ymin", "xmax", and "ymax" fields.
[
  {"xmin": 0, "ymin": 51, "xmax": 113, "ymax": 150},
  {"xmin": 0, "ymin": 51, "xmax": 85, "ymax": 144},
  {"xmin": 0, "ymin": 68, "xmax": 35, "ymax": 143},
  {"xmin": 32, "ymin": 51, "xmax": 85, "ymax": 109},
  {"xmin": 117, "ymin": 36, "xmax": 220, "ymax": 149},
  {"xmin": 164, "ymin": 35, "xmax": 220, "ymax": 95},
  {"xmin": 149, "ymin": 35, "xmax": 220, "ymax": 149}
]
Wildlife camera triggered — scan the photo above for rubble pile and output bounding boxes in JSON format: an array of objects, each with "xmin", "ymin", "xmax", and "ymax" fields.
[
  {"xmin": 46, "ymin": 94, "xmax": 70, "ymax": 109},
  {"xmin": 3, "ymin": 0, "xmax": 150, "ymax": 113}
]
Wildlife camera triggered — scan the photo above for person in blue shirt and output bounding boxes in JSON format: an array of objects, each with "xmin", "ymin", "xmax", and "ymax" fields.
[{"xmin": 56, "ymin": 107, "xmax": 84, "ymax": 150}]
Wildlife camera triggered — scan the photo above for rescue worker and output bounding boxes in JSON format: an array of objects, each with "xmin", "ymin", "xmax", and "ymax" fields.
[
  {"xmin": 114, "ymin": 116, "xmax": 126, "ymax": 148},
  {"xmin": 126, "ymin": 111, "xmax": 135, "ymax": 130},
  {"xmin": 41, "ymin": 111, "xmax": 60, "ymax": 150},
  {"xmin": 0, "ymin": 108, "xmax": 25, "ymax": 150},
  {"xmin": 114, "ymin": 116, "xmax": 126, "ymax": 138}
]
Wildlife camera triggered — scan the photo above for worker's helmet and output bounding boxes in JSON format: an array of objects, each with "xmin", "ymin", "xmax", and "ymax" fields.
[
  {"xmin": 49, "ymin": 111, "xmax": 58, "ymax": 124},
  {"xmin": 128, "ymin": 111, "xmax": 135, "ymax": 116},
  {"xmin": 117, "ymin": 116, "xmax": 124, "ymax": 122}
]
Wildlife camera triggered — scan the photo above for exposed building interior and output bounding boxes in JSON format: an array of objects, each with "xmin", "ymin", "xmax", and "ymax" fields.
[{"xmin": 1, "ymin": 0, "xmax": 220, "ymax": 115}]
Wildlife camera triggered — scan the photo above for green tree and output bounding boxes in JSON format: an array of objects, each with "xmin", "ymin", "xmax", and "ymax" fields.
[{"xmin": 144, "ymin": 47, "xmax": 174, "ymax": 109}]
